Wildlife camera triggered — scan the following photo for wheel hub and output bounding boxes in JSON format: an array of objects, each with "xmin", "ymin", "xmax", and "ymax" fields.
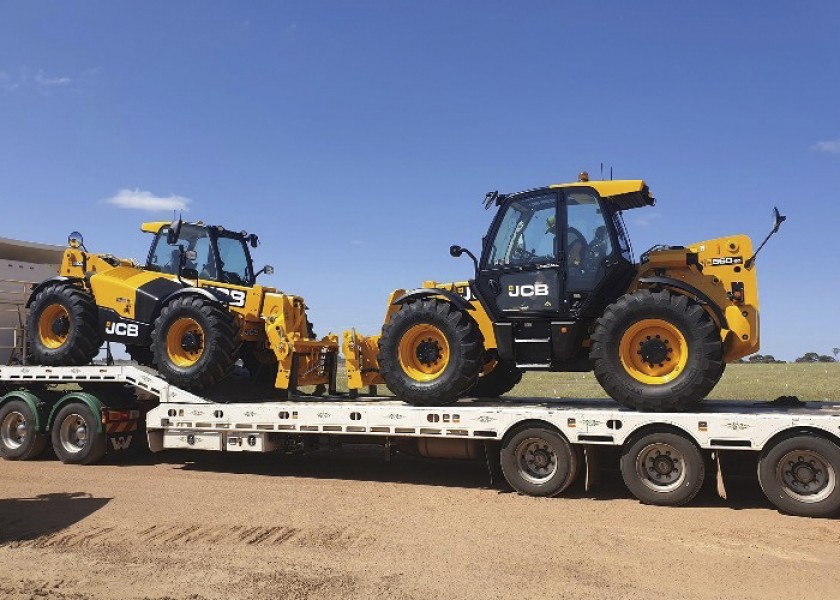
[
  {"xmin": 416, "ymin": 339, "xmax": 442, "ymax": 366},
  {"xmin": 637, "ymin": 443, "xmax": 685, "ymax": 491},
  {"xmin": 51, "ymin": 316, "xmax": 70, "ymax": 337},
  {"xmin": 181, "ymin": 331, "xmax": 203, "ymax": 353},
  {"xmin": 639, "ymin": 337, "xmax": 670, "ymax": 366}
]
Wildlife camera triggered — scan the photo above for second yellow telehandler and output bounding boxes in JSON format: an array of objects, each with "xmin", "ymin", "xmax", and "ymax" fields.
[{"xmin": 345, "ymin": 173, "xmax": 785, "ymax": 411}]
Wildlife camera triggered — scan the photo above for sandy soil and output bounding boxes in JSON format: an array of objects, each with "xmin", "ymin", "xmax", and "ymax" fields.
[{"xmin": 1, "ymin": 447, "xmax": 839, "ymax": 600}]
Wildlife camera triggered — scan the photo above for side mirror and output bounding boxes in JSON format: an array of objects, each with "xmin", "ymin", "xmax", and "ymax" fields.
[
  {"xmin": 184, "ymin": 250, "xmax": 197, "ymax": 262},
  {"xmin": 449, "ymin": 245, "xmax": 464, "ymax": 258},
  {"xmin": 68, "ymin": 231, "xmax": 84, "ymax": 249},
  {"xmin": 167, "ymin": 218, "xmax": 183, "ymax": 245},
  {"xmin": 255, "ymin": 264, "xmax": 274, "ymax": 278},
  {"xmin": 249, "ymin": 234, "xmax": 260, "ymax": 248}
]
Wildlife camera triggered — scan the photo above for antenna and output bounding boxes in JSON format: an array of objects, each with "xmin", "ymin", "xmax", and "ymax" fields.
[
  {"xmin": 600, "ymin": 162, "xmax": 604, "ymax": 179},
  {"xmin": 610, "ymin": 167, "xmax": 613, "ymax": 180}
]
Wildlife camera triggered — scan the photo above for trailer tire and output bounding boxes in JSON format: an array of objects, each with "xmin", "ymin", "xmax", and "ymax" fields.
[
  {"xmin": 590, "ymin": 289, "xmax": 723, "ymax": 411},
  {"xmin": 51, "ymin": 403, "xmax": 107, "ymax": 465},
  {"xmin": 501, "ymin": 427, "xmax": 577, "ymax": 497},
  {"xmin": 757, "ymin": 434, "xmax": 840, "ymax": 518},
  {"xmin": 151, "ymin": 295, "xmax": 238, "ymax": 390},
  {"xmin": 620, "ymin": 431, "xmax": 705, "ymax": 506},
  {"xmin": 0, "ymin": 400, "xmax": 48, "ymax": 460},
  {"xmin": 378, "ymin": 299, "xmax": 483, "ymax": 406},
  {"xmin": 467, "ymin": 359, "xmax": 523, "ymax": 398},
  {"xmin": 27, "ymin": 283, "xmax": 102, "ymax": 366}
]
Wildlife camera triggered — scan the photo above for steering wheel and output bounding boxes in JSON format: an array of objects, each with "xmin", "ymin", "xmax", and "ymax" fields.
[
  {"xmin": 581, "ymin": 226, "xmax": 608, "ymax": 271},
  {"xmin": 511, "ymin": 245, "xmax": 539, "ymax": 263},
  {"xmin": 566, "ymin": 227, "xmax": 588, "ymax": 267}
]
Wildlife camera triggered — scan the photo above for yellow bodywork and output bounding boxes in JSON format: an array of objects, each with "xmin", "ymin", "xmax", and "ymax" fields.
[
  {"xmin": 57, "ymin": 225, "xmax": 338, "ymax": 390},
  {"xmin": 632, "ymin": 234, "xmax": 760, "ymax": 361}
]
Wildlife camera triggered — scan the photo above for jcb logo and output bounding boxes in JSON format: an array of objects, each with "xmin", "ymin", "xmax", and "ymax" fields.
[
  {"xmin": 110, "ymin": 435, "xmax": 133, "ymax": 451},
  {"xmin": 209, "ymin": 287, "xmax": 247, "ymax": 308},
  {"xmin": 508, "ymin": 283, "xmax": 549, "ymax": 297},
  {"xmin": 105, "ymin": 321, "xmax": 139, "ymax": 337}
]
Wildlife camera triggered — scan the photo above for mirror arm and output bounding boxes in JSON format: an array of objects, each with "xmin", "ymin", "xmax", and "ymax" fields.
[{"xmin": 745, "ymin": 207, "xmax": 787, "ymax": 269}]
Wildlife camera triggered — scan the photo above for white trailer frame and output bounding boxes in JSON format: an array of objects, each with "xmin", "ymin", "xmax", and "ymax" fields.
[{"xmin": 2, "ymin": 364, "xmax": 840, "ymax": 517}]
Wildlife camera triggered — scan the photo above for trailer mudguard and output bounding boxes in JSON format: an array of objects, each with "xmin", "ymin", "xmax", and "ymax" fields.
[
  {"xmin": 0, "ymin": 390, "xmax": 44, "ymax": 431},
  {"xmin": 47, "ymin": 392, "xmax": 104, "ymax": 433},
  {"xmin": 392, "ymin": 288, "xmax": 474, "ymax": 312}
]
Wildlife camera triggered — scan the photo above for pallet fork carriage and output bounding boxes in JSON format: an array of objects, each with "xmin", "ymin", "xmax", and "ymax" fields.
[{"xmin": 2, "ymin": 364, "xmax": 840, "ymax": 518}]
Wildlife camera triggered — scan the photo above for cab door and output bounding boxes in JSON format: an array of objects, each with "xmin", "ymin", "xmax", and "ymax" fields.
[
  {"xmin": 476, "ymin": 191, "xmax": 563, "ymax": 318},
  {"xmin": 475, "ymin": 192, "xmax": 564, "ymax": 366}
]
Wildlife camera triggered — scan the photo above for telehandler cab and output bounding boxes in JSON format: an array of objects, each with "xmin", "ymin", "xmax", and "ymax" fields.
[
  {"xmin": 346, "ymin": 174, "xmax": 785, "ymax": 411},
  {"xmin": 26, "ymin": 221, "xmax": 339, "ymax": 393}
]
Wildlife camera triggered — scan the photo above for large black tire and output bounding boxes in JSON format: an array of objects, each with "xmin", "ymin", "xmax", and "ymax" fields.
[
  {"xmin": 757, "ymin": 434, "xmax": 840, "ymax": 518},
  {"xmin": 126, "ymin": 344, "xmax": 155, "ymax": 367},
  {"xmin": 378, "ymin": 299, "xmax": 483, "ymax": 406},
  {"xmin": 620, "ymin": 430, "xmax": 705, "ymax": 506},
  {"xmin": 27, "ymin": 283, "xmax": 102, "ymax": 366},
  {"xmin": 500, "ymin": 427, "xmax": 579, "ymax": 497},
  {"xmin": 590, "ymin": 289, "xmax": 723, "ymax": 411},
  {"xmin": 151, "ymin": 295, "xmax": 238, "ymax": 390},
  {"xmin": 0, "ymin": 400, "xmax": 49, "ymax": 460},
  {"xmin": 467, "ymin": 358, "xmax": 523, "ymax": 398},
  {"xmin": 51, "ymin": 402, "xmax": 107, "ymax": 465}
]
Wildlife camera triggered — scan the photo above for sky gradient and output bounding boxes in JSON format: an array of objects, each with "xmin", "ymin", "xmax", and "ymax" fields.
[{"xmin": 1, "ymin": 1, "xmax": 838, "ymax": 360}]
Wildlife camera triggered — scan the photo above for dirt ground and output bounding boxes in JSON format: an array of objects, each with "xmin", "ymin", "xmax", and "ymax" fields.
[{"xmin": 2, "ymin": 447, "xmax": 839, "ymax": 600}]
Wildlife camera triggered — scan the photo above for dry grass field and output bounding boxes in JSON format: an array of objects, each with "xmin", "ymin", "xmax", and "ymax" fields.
[{"xmin": 512, "ymin": 361, "xmax": 840, "ymax": 401}]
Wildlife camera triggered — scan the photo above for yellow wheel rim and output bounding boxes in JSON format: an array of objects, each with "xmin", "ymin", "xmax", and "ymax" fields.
[
  {"xmin": 38, "ymin": 304, "xmax": 70, "ymax": 349},
  {"xmin": 619, "ymin": 319, "xmax": 688, "ymax": 385},
  {"xmin": 166, "ymin": 317, "xmax": 205, "ymax": 367},
  {"xmin": 398, "ymin": 324, "xmax": 450, "ymax": 382}
]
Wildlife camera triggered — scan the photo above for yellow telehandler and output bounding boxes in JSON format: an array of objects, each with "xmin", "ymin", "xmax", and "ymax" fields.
[
  {"xmin": 26, "ymin": 220, "xmax": 339, "ymax": 394},
  {"xmin": 345, "ymin": 173, "xmax": 785, "ymax": 411}
]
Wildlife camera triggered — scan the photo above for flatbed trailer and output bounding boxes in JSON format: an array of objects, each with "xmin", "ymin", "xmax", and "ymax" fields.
[{"xmin": 2, "ymin": 364, "xmax": 840, "ymax": 518}]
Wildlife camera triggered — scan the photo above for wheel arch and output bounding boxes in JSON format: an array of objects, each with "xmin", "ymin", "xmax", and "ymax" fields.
[
  {"xmin": 758, "ymin": 426, "xmax": 840, "ymax": 455},
  {"xmin": 393, "ymin": 288, "xmax": 474, "ymax": 312},
  {"xmin": 151, "ymin": 287, "xmax": 229, "ymax": 323},
  {"xmin": 500, "ymin": 418, "xmax": 569, "ymax": 447},
  {"xmin": 619, "ymin": 422, "xmax": 704, "ymax": 451},
  {"xmin": 0, "ymin": 390, "xmax": 44, "ymax": 431},
  {"xmin": 25, "ymin": 276, "xmax": 85, "ymax": 308},
  {"xmin": 637, "ymin": 276, "xmax": 728, "ymax": 330},
  {"xmin": 47, "ymin": 392, "xmax": 104, "ymax": 433}
]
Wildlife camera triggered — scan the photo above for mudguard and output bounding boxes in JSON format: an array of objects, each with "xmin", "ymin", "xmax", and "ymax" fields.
[
  {"xmin": 637, "ymin": 276, "xmax": 728, "ymax": 329},
  {"xmin": 392, "ymin": 288, "xmax": 474, "ymax": 312},
  {"xmin": 0, "ymin": 390, "xmax": 44, "ymax": 431},
  {"xmin": 47, "ymin": 392, "xmax": 104, "ymax": 433},
  {"xmin": 25, "ymin": 276, "xmax": 84, "ymax": 308}
]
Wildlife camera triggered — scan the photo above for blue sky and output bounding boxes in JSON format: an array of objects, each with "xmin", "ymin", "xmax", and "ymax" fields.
[{"xmin": 1, "ymin": 1, "xmax": 838, "ymax": 360}]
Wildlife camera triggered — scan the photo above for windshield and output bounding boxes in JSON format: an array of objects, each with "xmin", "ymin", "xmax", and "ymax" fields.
[
  {"xmin": 215, "ymin": 233, "xmax": 253, "ymax": 286},
  {"xmin": 147, "ymin": 225, "xmax": 254, "ymax": 286}
]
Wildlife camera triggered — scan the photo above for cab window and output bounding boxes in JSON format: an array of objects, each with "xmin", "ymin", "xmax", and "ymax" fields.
[
  {"xmin": 486, "ymin": 193, "xmax": 557, "ymax": 267},
  {"xmin": 216, "ymin": 235, "xmax": 252, "ymax": 286},
  {"xmin": 147, "ymin": 224, "xmax": 217, "ymax": 279},
  {"xmin": 565, "ymin": 190, "xmax": 613, "ymax": 291}
]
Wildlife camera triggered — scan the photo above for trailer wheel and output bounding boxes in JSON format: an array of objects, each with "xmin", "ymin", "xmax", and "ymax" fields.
[
  {"xmin": 378, "ymin": 299, "xmax": 483, "ymax": 406},
  {"xmin": 500, "ymin": 427, "xmax": 578, "ymax": 497},
  {"xmin": 51, "ymin": 403, "xmax": 107, "ymax": 465},
  {"xmin": 620, "ymin": 431, "xmax": 705, "ymax": 506},
  {"xmin": 757, "ymin": 434, "xmax": 840, "ymax": 518},
  {"xmin": 0, "ymin": 400, "xmax": 48, "ymax": 460},
  {"xmin": 590, "ymin": 289, "xmax": 724, "ymax": 411},
  {"xmin": 151, "ymin": 295, "xmax": 238, "ymax": 390},
  {"xmin": 27, "ymin": 282, "xmax": 102, "ymax": 366}
]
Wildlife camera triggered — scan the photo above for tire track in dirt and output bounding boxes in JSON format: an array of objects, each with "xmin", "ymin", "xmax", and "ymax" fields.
[{"xmin": 1, "ymin": 521, "xmax": 376, "ymax": 551}]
